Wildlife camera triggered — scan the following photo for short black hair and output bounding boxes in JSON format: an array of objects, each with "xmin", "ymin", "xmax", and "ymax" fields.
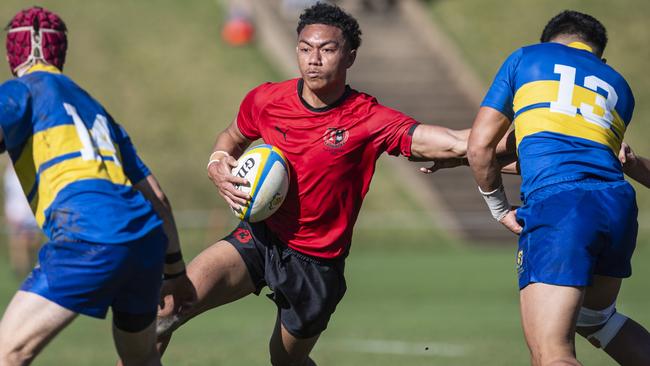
[
  {"xmin": 540, "ymin": 10, "xmax": 607, "ymax": 57},
  {"xmin": 297, "ymin": 2, "xmax": 362, "ymax": 50}
]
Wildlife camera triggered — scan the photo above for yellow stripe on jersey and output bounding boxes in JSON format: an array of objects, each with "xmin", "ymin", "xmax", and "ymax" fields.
[
  {"xmin": 23, "ymin": 124, "xmax": 123, "ymax": 172},
  {"xmin": 13, "ymin": 124, "xmax": 129, "ymax": 225},
  {"xmin": 31, "ymin": 125, "xmax": 85, "ymax": 168},
  {"xmin": 515, "ymin": 108, "xmax": 624, "ymax": 154},
  {"xmin": 34, "ymin": 157, "xmax": 130, "ymax": 225},
  {"xmin": 513, "ymin": 81, "xmax": 627, "ymax": 136},
  {"xmin": 514, "ymin": 80, "xmax": 612, "ymax": 119}
]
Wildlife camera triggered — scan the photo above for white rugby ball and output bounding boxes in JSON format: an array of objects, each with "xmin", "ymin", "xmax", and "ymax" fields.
[{"xmin": 231, "ymin": 144, "xmax": 290, "ymax": 222}]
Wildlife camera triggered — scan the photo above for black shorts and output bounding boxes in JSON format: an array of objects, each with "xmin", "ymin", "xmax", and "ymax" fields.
[{"xmin": 224, "ymin": 221, "xmax": 347, "ymax": 338}]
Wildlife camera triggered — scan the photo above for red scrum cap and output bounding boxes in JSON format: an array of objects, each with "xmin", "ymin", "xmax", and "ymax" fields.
[{"xmin": 5, "ymin": 6, "xmax": 67, "ymax": 75}]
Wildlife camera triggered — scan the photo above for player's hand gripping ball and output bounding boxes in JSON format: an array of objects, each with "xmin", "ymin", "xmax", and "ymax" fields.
[{"xmin": 231, "ymin": 144, "xmax": 289, "ymax": 222}]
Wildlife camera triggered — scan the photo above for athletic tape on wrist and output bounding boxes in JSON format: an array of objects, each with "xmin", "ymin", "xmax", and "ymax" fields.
[
  {"xmin": 479, "ymin": 185, "xmax": 512, "ymax": 221},
  {"xmin": 206, "ymin": 150, "xmax": 230, "ymax": 170}
]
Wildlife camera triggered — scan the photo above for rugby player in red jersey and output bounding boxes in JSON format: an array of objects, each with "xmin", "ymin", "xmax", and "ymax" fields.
[{"xmin": 157, "ymin": 3, "xmax": 501, "ymax": 365}]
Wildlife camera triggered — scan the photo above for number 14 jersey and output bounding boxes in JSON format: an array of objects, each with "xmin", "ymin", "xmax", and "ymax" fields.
[
  {"xmin": 481, "ymin": 42, "xmax": 634, "ymax": 200},
  {"xmin": 0, "ymin": 65, "xmax": 161, "ymax": 244}
]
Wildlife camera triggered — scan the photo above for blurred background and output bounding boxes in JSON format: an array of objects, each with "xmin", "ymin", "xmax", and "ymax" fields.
[{"xmin": 0, "ymin": 0, "xmax": 648, "ymax": 365}]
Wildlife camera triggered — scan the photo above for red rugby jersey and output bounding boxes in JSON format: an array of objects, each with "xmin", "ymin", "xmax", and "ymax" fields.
[{"xmin": 237, "ymin": 78, "xmax": 418, "ymax": 259}]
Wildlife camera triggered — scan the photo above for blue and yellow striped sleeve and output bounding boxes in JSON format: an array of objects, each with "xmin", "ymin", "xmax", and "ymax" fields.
[
  {"xmin": 481, "ymin": 48, "xmax": 523, "ymax": 121},
  {"xmin": 0, "ymin": 80, "xmax": 31, "ymax": 151}
]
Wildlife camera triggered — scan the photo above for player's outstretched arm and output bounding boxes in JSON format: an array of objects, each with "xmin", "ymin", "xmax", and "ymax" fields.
[
  {"xmin": 411, "ymin": 125, "xmax": 470, "ymax": 160},
  {"xmin": 410, "ymin": 125, "xmax": 470, "ymax": 173},
  {"xmin": 412, "ymin": 124, "xmax": 518, "ymax": 174},
  {"xmin": 619, "ymin": 142, "xmax": 650, "ymax": 188},
  {"xmin": 468, "ymin": 107, "xmax": 521, "ymax": 234},
  {"xmin": 206, "ymin": 119, "xmax": 253, "ymax": 211}
]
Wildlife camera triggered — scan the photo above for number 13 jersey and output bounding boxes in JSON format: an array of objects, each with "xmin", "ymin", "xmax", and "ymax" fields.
[
  {"xmin": 481, "ymin": 42, "xmax": 634, "ymax": 200},
  {"xmin": 0, "ymin": 65, "xmax": 161, "ymax": 243}
]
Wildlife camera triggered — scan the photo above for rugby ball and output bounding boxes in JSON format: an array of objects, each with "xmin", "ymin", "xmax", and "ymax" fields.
[{"xmin": 231, "ymin": 144, "xmax": 289, "ymax": 222}]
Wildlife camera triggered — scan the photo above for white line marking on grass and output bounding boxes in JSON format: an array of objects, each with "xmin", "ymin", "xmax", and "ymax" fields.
[{"xmin": 337, "ymin": 339, "xmax": 467, "ymax": 357}]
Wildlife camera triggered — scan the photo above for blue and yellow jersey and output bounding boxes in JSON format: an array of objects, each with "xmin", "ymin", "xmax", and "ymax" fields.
[
  {"xmin": 0, "ymin": 65, "xmax": 161, "ymax": 243},
  {"xmin": 482, "ymin": 42, "xmax": 634, "ymax": 200}
]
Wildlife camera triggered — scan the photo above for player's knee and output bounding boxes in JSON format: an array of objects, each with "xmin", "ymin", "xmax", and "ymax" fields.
[
  {"xmin": 576, "ymin": 303, "xmax": 628, "ymax": 349},
  {"xmin": 113, "ymin": 310, "xmax": 157, "ymax": 333}
]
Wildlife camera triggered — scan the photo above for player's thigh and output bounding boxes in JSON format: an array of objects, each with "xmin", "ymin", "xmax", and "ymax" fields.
[
  {"xmin": 159, "ymin": 239, "xmax": 256, "ymax": 324},
  {"xmin": 157, "ymin": 233, "xmax": 261, "ymax": 339},
  {"xmin": 269, "ymin": 313, "xmax": 319, "ymax": 366},
  {"xmin": 186, "ymin": 240, "xmax": 256, "ymax": 313},
  {"xmin": 520, "ymin": 283, "xmax": 584, "ymax": 351},
  {"xmin": 0, "ymin": 291, "xmax": 77, "ymax": 358}
]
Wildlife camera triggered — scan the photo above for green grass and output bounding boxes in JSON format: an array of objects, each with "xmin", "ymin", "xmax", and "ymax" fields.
[{"xmin": 0, "ymin": 229, "xmax": 647, "ymax": 365}]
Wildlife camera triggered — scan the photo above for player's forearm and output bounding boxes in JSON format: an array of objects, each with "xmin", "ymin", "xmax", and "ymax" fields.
[
  {"xmin": 156, "ymin": 197, "xmax": 181, "ymax": 254},
  {"xmin": 625, "ymin": 156, "xmax": 650, "ymax": 188},
  {"xmin": 212, "ymin": 123, "xmax": 251, "ymax": 159},
  {"xmin": 157, "ymin": 202, "xmax": 184, "ymax": 275},
  {"xmin": 468, "ymin": 145, "xmax": 503, "ymax": 190},
  {"xmin": 468, "ymin": 107, "xmax": 513, "ymax": 189},
  {"xmin": 134, "ymin": 176, "xmax": 184, "ymax": 274},
  {"xmin": 495, "ymin": 129, "xmax": 516, "ymax": 156}
]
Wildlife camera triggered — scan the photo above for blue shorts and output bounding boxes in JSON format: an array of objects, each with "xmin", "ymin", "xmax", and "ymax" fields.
[
  {"xmin": 516, "ymin": 180, "xmax": 638, "ymax": 289},
  {"xmin": 21, "ymin": 226, "xmax": 167, "ymax": 318}
]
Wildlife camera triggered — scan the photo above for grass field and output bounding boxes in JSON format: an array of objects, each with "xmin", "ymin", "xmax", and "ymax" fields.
[
  {"xmin": 0, "ymin": 1, "xmax": 648, "ymax": 365},
  {"xmin": 1, "ymin": 234, "xmax": 648, "ymax": 365}
]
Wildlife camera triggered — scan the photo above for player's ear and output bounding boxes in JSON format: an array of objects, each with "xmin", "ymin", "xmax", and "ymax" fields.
[{"xmin": 346, "ymin": 48, "xmax": 357, "ymax": 68}]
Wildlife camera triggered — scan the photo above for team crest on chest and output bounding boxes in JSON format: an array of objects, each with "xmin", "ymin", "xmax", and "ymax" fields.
[{"xmin": 323, "ymin": 128, "xmax": 349, "ymax": 148}]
